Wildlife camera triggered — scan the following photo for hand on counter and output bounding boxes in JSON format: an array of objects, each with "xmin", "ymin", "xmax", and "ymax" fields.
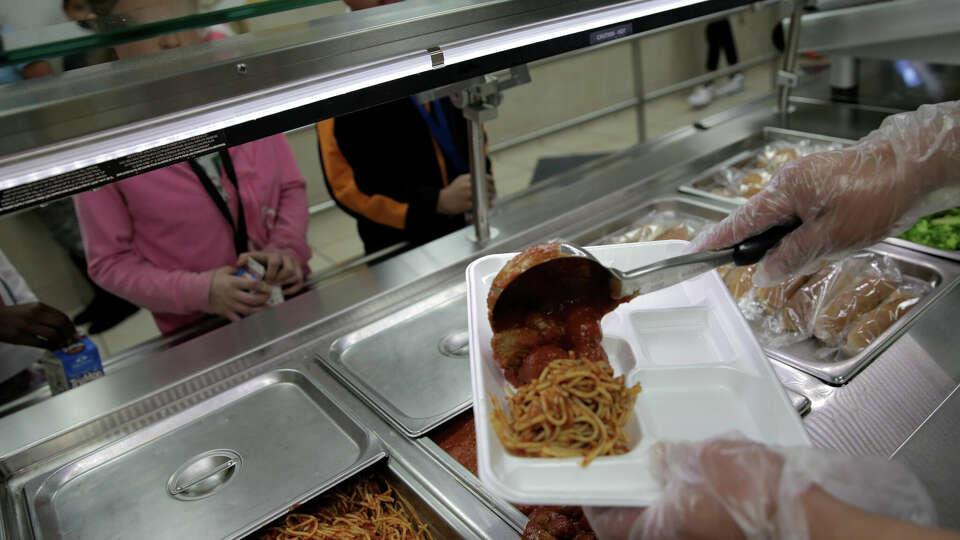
[
  {"xmin": 436, "ymin": 174, "xmax": 496, "ymax": 216},
  {"xmin": 583, "ymin": 435, "xmax": 947, "ymax": 540},
  {"xmin": 0, "ymin": 303, "xmax": 77, "ymax": 350},
  {"xmin": 237, "ymin": 250, "xmax": 304, "ymax": 294},
  {"xmin": 207, "ymin": 266, "xmax": 271, "ymax": 322},
  {"xmin": 693, "ymin": 101, "xmax": 960, "ymax": 287}
]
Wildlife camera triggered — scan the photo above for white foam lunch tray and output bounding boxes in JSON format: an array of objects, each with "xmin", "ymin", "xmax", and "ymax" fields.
[{"xmin": 468, "ymin": 241, "xmax": 811, "ymax": 506}]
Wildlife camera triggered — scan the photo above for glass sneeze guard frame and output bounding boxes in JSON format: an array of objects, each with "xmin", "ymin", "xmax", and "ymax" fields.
[
  {"xmin": 0, "ymin": 0, "xmax": 342, "ymax": 68},
  {"xmin": 0, "ymin": 0, "xmax": 752, "ymax": 215}
]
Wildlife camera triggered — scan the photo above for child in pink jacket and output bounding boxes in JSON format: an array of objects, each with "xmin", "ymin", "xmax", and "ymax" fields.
[{"xmin": 75, "ymin": 135, "xmax": 311, "ymax": 334}]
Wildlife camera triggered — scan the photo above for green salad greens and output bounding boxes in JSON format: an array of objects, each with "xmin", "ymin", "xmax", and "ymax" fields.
[{"xmin": 900, "ymin": 207, "xmax": 960, "ymax": 251}]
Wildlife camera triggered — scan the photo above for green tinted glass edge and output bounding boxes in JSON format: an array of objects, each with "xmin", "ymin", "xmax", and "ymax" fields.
[{"xmin": 1, "ymin": 0, "xmax": 340, "ymax": 67}]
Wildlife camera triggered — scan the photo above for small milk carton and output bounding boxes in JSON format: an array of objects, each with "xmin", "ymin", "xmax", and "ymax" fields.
[
  {"xmin": 40, "ymin": 337, "xmax": 104, "ymax": 394},
  {"xmin": 234, "ymin": 258, "xmax": 284, "ymax": 306}
]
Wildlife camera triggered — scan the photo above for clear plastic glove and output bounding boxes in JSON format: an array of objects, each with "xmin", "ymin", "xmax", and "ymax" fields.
[
  {"xmin": 692, "ymin": 101, "xmax": 960, "ymax": 286},
  {"xmin": 584, "ymin": 435, "xmax": 936, "ymax": 540}
]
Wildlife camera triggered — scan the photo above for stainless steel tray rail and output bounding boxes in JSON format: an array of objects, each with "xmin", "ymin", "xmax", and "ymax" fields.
[
  {"xmin": 885, "ymin": 237, "xmax": 960, "ymax": 263},
  {"xmin": 416, "ymin": 436, "xmax": 530, "ymax": 532}
]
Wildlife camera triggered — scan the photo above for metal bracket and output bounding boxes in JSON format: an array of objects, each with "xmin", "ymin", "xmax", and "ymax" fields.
[
  {"xmin": 777, "ymin": 70, "xmax": 799, "ymax": 89},
  {"xmin": 414, "ymin": 64, "xmax": 531, "ymax": 110},
  {"xmin": 426, "ymin": 46, "xmax": 444, "ymax": 69},
  {"xmin": 413, "ymin": 65, "xmax": 531, "ymax": 244}
]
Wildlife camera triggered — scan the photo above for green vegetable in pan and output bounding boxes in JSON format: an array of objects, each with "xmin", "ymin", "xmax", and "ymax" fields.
[{"xmin": 900, "ymin": 208, "xmax": 960, "ymax": 251}]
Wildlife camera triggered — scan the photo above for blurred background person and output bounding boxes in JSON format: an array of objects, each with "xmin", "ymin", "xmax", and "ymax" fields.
[
  {"xmin": 688, "ymin": 18, "xmax": 745, "ymax": 108},
  {"xmin": 317, "ymin": 0, "xmax": 495, "ymax": 256},
  {"xmin": 0, "ymin": 249, "xmax": 76, "ymax": 403},
  {"xmin": 75, "ymin": 0, "xmax": 311, "ymax": 334}
]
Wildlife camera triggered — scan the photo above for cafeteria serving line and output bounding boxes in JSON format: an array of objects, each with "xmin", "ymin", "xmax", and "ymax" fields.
[{"xmin": 1, "ymin": 0, "xmax": 960, "ymax": 538}]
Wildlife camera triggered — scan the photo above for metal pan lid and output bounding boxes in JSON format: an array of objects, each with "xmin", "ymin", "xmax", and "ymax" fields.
[
  {"xmin": 26, "ymin": 369, "xmax": 385, "ymax": 540},
  {"xmin": 323, "ymin": 284, "xmax": 473, "ymax": 437}
]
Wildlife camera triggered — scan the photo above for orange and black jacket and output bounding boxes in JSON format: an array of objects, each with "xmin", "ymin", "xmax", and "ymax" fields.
[{"xmin": 317, "ymin": 97, "xmax": 489, "ymax": 254}]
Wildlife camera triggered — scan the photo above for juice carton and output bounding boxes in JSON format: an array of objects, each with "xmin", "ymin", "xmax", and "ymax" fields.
[
  {"xmin": 234, "ymin": 258, "xmax": 284, "ymax": 306},
  {"xmin": 40, "ymin": 337, "xmax": 104, "ymax": 394}
]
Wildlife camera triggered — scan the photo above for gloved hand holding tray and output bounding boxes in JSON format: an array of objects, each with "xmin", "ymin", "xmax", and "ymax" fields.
[{"xmin": 467, "ymin": 241, "xmax": 810, "ymax": 506}]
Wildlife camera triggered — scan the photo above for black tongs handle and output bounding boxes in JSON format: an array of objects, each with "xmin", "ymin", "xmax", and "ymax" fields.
[{"xmin": 732, "ymin": 221, "xmax": 801, "ymax": 266}]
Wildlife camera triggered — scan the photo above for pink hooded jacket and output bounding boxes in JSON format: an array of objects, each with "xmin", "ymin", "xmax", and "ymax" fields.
[{"xmin": 75, "ymin": 134, "xmax": 311, "ymax": 334}]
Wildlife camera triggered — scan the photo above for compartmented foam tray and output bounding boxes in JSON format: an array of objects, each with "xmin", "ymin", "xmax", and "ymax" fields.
[{"xmin": 467, "ymin": 242, "xmax": 810, "ymax": 506}]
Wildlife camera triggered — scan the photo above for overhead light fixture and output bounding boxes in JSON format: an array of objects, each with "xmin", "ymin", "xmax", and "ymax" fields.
[
  {"xmin": 442, "ymin": 0, "xmax": 708, "ymax": 65},
  {"xmin": 0, "ymin": 53, "xmax": 433, "ymax": 191},
  {"xmin": 1, "ymin": 0, "xmax": 707, "ymax": 191}
]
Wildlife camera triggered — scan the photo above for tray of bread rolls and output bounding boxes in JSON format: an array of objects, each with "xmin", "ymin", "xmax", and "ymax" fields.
[
  {"xmin": 678, "ymin": 127, "xmax": 851, "ymax": 206},
  {"xmin": 722, "ymin": 242, "xmax": 960, "ymax": 384},
  {"xmin": 584, "ymin": 197, "xmax": 960, "ymax": 385}
]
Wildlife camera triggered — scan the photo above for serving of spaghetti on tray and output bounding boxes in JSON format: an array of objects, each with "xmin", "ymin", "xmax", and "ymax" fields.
[
  {"xmin": 486, "ymin": 243, "xmax": 642, "ymax": 467},
  {"xmin": 491, "ymin": 353, "xmax": 640, "ymax": 467}
]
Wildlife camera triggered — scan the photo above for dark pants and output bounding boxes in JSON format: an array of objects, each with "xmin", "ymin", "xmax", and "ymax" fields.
[{"xmin": 706, "ymin": 19, "xmax": 738, "ymax": 71}]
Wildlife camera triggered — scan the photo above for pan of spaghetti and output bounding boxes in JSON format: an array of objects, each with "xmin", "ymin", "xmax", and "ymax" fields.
[
  {"xmin": 468, "ymin": 242, "xmax": 812, "ymax": 506},
  {"xmin": 252, "ymin": 462, "xmax": 460, "ymax": 540}
]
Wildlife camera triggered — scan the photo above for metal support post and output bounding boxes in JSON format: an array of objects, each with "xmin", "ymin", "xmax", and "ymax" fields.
[
  {"xmin": 631, "ymin": 39, "xmax": 647, "ymax": 143},
  {"xmin": 778, "ymin": 0, "xmax": 805, "ymax": 125},
  {"xmin": 462, "ymin": 104, "xmax": 494, "ymax": 244},
  {"xmin": 419, "ymin": 65, "xmax": 530, "ymax": 245}
]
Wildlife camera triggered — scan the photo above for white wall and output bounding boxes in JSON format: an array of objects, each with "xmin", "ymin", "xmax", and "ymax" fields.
[{"xmin": 487, "ymin": 7, "xmax": 778, "ymax": 145}]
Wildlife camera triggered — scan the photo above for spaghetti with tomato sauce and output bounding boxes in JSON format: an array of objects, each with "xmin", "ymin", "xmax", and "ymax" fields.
[
  {"xmin": 488, "ymin": 242, "xmax": 630, "ymax": 385},
  {"xmin": 487, "ymin": 243, "xmax": 641, "ymax": 467}
]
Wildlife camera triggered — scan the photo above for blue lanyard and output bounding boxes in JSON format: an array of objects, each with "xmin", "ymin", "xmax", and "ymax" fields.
[
  {"xmin": 0, "ymin": 276, "xmax": 16, "ymax": 305},
  {"xmin": 409, "ymin": 97, "xmax": 468, "ymax": 176}
]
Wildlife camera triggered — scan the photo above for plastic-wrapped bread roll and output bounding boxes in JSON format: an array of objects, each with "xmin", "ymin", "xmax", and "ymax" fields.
[
  {"xmin": 755, "ymin": 271, "xmax": 815, "ymax": 315},
  {"xmin": 622, "ymin": 223, "xmax": 663, "ymax": 243},
  {"xmin": 762, "ymin": 148, "xmax": 799, "ymax": 171},
  {"xmin": 716, "ymin": 263, "xmax": 734, "ymax": 280},
  {"xmin": 782, "ymin": 264, "xmax": 847, "ymax": 333},
  {"xmin": 656, "ymin": 224, "xmax": 692, "ymax": 241},
  {"xmin": 842, "ymin": 289, "xmax": 919, "ymax": 356},
  {"xmin": 633, "ymin": 223, "xmax": 664, "ymax": 242},
  {"xmin": 740, "ymin": 171, "xmax": 771, "ymax": 198},
  {"xmin": 723, "ymin": 265, "xmax": 757, "ymax": 301},
  {"xmin": 813, "ymin": 275, "xmax": 898, "ymax": 345}
]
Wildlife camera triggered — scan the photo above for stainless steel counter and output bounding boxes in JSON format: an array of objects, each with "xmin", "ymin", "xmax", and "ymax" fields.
[{"xmin": 3, "ymin": 98, "xmax": 959, "ymax": 537}]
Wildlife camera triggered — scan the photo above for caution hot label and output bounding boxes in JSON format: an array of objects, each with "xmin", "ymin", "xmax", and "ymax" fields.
[{"xmin": 0, "ymin": 131, "xmax": 226, "ymax": 214}]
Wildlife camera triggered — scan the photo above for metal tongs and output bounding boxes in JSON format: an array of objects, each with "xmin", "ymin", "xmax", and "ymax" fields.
[{"xmin": 490, "ymin": 223, "xmax": 798, "ymax": 330}]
